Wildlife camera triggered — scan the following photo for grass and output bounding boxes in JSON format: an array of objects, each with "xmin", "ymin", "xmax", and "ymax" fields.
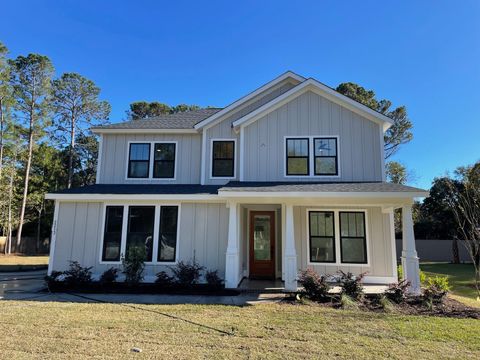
[
  {"xmin": 0, "ymin": 255, "xmax": 49, "ymax": 266},
  {"xmin": 0, "ymin": 300, "xmax": 479, "ymax": 359},
  {"xmin": 420, "ymin": 262, "xmax": 480, "ymax": 307}
]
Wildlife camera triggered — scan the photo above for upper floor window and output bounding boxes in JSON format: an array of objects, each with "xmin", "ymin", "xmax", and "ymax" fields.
[
  {"xmin": 285, "ymin": 136, "xmax": 339, "ymax": 177},
  {"xmin": 153, "ymin": 143, "xmax": 176, "ymax": 179},
  {"xmin": 211, "ymin": 140, "xmax": 235, "ymax": 178},
  {"xmin": 128, "ymin": 143, "xmax": 150, "ymax": 178}
]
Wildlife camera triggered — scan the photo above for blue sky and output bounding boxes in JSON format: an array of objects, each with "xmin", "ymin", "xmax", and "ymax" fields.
[{"xmin": 1, "ymin": 0, "xmax": 479, "ymax": 189}]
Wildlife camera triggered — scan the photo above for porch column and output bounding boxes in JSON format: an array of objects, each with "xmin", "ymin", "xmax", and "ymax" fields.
[
  {"xmin": 284, "ymin": 204, "xmax": 298, "ymax": 292},
  {"xmin": 225, "ymin": 201, "xmax": 241, "ymax": 288},
  {"xmin": 401, "ymin": 205, "xmax": 421, "ymax": 294}
]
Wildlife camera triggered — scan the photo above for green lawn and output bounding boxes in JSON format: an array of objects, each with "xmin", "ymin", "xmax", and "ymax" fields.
[
  {"xmin": 0, "ymin": 255, "xmax": 49, "ymax": 266},
  {"xmin": 0, "ymin": 301, "xmax": 478, "ymax": 359},
  {"xmin": 420, "ymin": 262, "xmax": 480, "ymax": 307}
]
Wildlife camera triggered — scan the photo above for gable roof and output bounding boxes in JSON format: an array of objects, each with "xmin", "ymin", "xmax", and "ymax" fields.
[
  {"xmin": 231, "ymin": 78, "xmax": 395, "ymax": 131},
  {"xmin": 91, "ymin": 108, "xmax": 222, "ymax": 134},
  {"xmin": 193, "ymin": 71, "xmax": 305, "ymax": 130}
]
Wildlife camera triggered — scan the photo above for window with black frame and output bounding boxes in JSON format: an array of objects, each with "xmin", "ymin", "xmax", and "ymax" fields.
[
  {"xmin": 125, "ymin": 206, "xmax": 155, "ymax": 262},
  {"xmin": 102, "ymin": 206, "xmax": 124, "ymax": 261},
  {"xmin": 128, "ymin": 143, "xmax": 150, "ymax": 178},
  {"xmin": 212, "ymin": 140, "xmax": 235, "ymax": 177},
  {"xmin": 153, "ymin": 143, "xmax": 176, "ymax": 178},
  {"xmin": 286, "ymin": 138, "xmax": 309, "ymax": 176},
  {"xmin": 339, "ymin": 212, "xmax": 367, "ymax": 264},
  {"xmin": 309, "ymin": 211, "xmax": 335, "ymax": 263},
  {"xmin": 314, "ymin": 137, "xmax": 338, "ymax": 175},
  {"xmin": 158, "ymin": 206, "xmax": 179, "ymax": 262}
]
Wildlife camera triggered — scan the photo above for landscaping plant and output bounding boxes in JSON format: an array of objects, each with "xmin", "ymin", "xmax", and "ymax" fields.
[
  {"xmin": 205, "ymin": 270, "xmax": 223, "ymax": 289},
  {"xmin": 423, "ymin": 275, "xmax": 450, "ymax": 304},
  {"xmin": 63, "ymin": 261, "xmax": 93, "ymax": 286},
  {"xmin": 122, "ymin": 247, "xmax": 146, "ymax": 285},
  {"xmin": 170, "ymin": 260, "xmax": 204, "ymax": 287},
  {"xmin": 99, "ymin": 267, "xmax": 119, "ymax": 284},
  {"xmin": 337, "ymin": 271, "xmax": 366, "ymax": 300},
  {"xmin": 385, "ymin": 279, "xmax": 411, "ymax": 304},
  {"xmin": 155, "ymin": 271, "xmax": 175, "ymax": 287},
  {"xmin": 297, "ymin": 269, "xmax": 330, "ymax": 301}
]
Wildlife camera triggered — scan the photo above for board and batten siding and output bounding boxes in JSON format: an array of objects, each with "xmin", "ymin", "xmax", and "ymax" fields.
[
  {"xmin": 294, "ymin": 206, "xmax": 395, "ymax": 278},
  {"xmin": 204, "ymin": 80, "xmax": 298, "ymax": 185},
  {"xmin": 98, "ymin": 133, "xmax": 202, "ymax": 184},
  {"xmin": 51, "ymin": 202, "xmax": 229, "ymax": 280},
  {"xmin": 243, "ymin": 91, "xmax": 384, "ymax": 182}
]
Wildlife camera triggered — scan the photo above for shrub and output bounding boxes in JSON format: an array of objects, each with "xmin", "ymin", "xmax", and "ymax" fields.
[
  {"xmin": 122, "ymin": 247, "xmax": 146, "ymax": 286},
  {"xmin": 100, "ymin": 267, "xmax": 119, "ymax": 284},
  {"xmin": 205, "ymin": 270, "xmax": 223, "ymax": 288},
  {"xmin": 423, "ymin": 275, "xmax": 450, "ymax": 304},
  {"xmin": 340, "ymin": 293, "xmax": 359, "ymax": 310},
  {"xmin": 155, "ymin": 271, "xmax": 175, "ymax": 287},
  {"xmin": 63, "ymin": 261, "xmax": 93, "ymax": 286},
  {"xmin": 44, "ymin": 270, "xmax": 64, "ymax": 287},
  {"xmin": 385, "ymin": 279, "xmax": 411, "ymax": 304},
  {"xmin": 378, "ymin": 295, "xmax": 395, "ymax": 312},
  {"xmin": 170, "ymin": 260, "xmax": 204, "ymax": 287},
  {"xmin": 297, "ymin": 269, "xmax": 330, "ymax": 301},
  {"xmin": 337, "ymin": 271, "xmax": 366, "ymax": 300}
]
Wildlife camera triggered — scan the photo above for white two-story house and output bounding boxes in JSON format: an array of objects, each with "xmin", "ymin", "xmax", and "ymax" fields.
[{"xmin": 46, "ymin": 71, "xmax": 426, "ymax": 293}]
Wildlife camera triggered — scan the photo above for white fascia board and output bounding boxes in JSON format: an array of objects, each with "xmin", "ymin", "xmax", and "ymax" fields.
[
  {"xmin": 232, "ymin": 79, "xmax": 394, "ymax": 130},
  {"xmin": 44, "ymin": 193, "xmax": 222, "ymax": 202},
  {"xmin": 91, "ymin": 128, "xmax": 199, "ymax": 134},
  {"xmin": 193, "ymin": 71, "xmax": 306, "ymax": 130},
  {"xmin": 217, "ymin": 190, "xmax": 428, "ymax": 199}
]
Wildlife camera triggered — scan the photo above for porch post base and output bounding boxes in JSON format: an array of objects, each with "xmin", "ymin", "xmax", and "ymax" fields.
[
  {"xmin": 401, "ymin": 252, "xmax": 421, "ymax": 295},
  {"xmin": 225, "ymin": 252, "xmax": 240, "ymax": 289},
  {"xmin": 284, "ymin": 255, "xmax": 297, "ymax": 292}
]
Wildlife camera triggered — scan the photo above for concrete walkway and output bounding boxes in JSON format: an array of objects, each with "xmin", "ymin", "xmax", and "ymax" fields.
[{"xmin": 0, "ymin": 270, "xmax": 287, "ymax": 305}]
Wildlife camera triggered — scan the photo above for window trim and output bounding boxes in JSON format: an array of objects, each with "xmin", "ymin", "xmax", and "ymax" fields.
[
  {"xmin": 99, "ymin": 202, "xmax": 181, "ymax": 265},
  {"xmin": 209, "ymin": 138, "xmax": 237, "ymax": 179},
  {"xmin": 306, "ymin": 208, "xmax": 370, "ymax": 266},
  {"xmin": 339, "ymin": 211, "xmax": 368, "ymax": 264},
  {"xmin": 127, "ymin": 142, "xmax": 151, "ymax": 179},
  {"xmin": 283, "ymin": 136, "xmax": 340, "ymax": 178},
  {"xmin": 125, "ymin": 141, "xmax": 178, "ymax": 181},
  {"xmin": 286, "ymin": 137, "xmax": 310, "ymax": 176},
  {"xmin": 308, "ymin": 210, "xmax": 336, "ymax": 263},
  {"xmin": 313, "ymin": 137, "xmax": 338, "ymax": 176}
]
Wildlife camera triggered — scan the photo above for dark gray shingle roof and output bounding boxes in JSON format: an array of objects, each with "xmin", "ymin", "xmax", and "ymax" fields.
[
  {"xmin": 92, "ymin": 108, "xmax": 222, "ymax": 130},
  {"xmin": 219, "ymin": 181, "xmax": 427, "ymax": 194}
]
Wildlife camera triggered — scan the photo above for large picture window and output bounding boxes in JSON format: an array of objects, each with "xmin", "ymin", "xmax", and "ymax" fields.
[
  {"xmin": 102, "ymin": 206, "xmax": 124, "ymax": 262},
  {"xmin": 158, "ymin": 206, "xmax": 179, "ymax": 262},
  {"xmin": 309, "ymin": 211, "xmax": 335, "ymax": 263},
  {"xmin": 126, "ymin": 206, "xmax": 155, "ymax": 262},
  {"xmin": 314, "ymin": 138, "xmax": 338, "ymax": 175},
  {"xmin": 153, "ymin": 143, "xmax": 176, "ymax": 178},
  {"xmin": 212, "ymin": 140, "xmax": 235, "ymax": 178},
  {"xmin": 128, "ymin": 143, "xmax": 150, "ymax": 178},
  {"xmin": 286, "ymin": 138, "xmax": 309, "ymax": 176},
  {"xmin": 339, "ymin": 212, "xmax": 367, "ymax": 264}
]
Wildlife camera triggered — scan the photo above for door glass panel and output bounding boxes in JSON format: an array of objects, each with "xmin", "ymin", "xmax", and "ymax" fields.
[{"xmin": 253, "ymin": 215, "xmax": 271, "ymax": 261}]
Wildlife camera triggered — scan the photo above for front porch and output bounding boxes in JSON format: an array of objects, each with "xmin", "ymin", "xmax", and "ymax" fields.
[{"xmin": 222, "ymin": 191, "xmax": 423, "ymax": 294}]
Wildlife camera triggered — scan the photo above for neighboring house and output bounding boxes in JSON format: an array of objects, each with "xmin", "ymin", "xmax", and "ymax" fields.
[{"xmin": 46, "ymin": 71, "xmax": 426, "ymax": 293}]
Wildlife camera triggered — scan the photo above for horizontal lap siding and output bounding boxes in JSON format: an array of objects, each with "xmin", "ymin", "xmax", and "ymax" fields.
[
  {"xmin": 244, "ymin": 91, "xmax": 383, "ymax": 182},
  {"xmin": 99, "ymin": 133, "xmax": 202, "ymax": 184},
  {"xmin": 294, "ymin": 206, "xmax": 394, "ymax": 278},
  {"xmin": 52, "ymin": 202, "xmax": 229, "ymax": 280}
]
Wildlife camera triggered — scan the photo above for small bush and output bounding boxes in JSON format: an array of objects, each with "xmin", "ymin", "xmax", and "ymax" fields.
[
  {"xmin": 44, "ymin": 270, "xmax": 64, "ymax": 287},
  {"xmin": 340, "ymin": 293, "xmax": 359, "ymax": 310},
  {"xmin": 337, "ymin": 271, "xmax": 366, "ymax": 300},
  {"xmin": 122, "ymin": 247, "xmax": 146, "ymax": 286},
  {"xmin": 205, "ymin": 270, "xmax": 223, "ymax": 288},
  {"xmin": 385, "ymin": 279, "xmax": 411, "ymax": 304},
  {"xmin": 100, "ymin": 267, "xmax": 119, "ymax": 284},
  {"xmin": 155, "ymin": 271, "xmax": 175, "ymax": 287},
  {"xmin": 298, "ymin": 269, "xmax": 330, "ymax": 301},
  {"xmin": 423, "ymin": 275, "xmax": 450, "ymax": 304},
  {"xmin": 379, "ymin": 295, "xmax": 395, "ymax": 312},
  {"xmin": 64, "ymin": 261, "xmax": 93, "ymax": 286},
  {"xmin": 170, "ymin": 260, "xmax": 204, "ymax": 287}
]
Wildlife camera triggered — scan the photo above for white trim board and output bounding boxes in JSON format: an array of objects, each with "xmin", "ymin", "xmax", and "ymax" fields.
[
  {"xmin": 233, "ymin": 79, "xmax": 394, "ymax": 131},
  {"xmin": 91, "ymin": 128, "xmax": 198, "ymax": 134}
]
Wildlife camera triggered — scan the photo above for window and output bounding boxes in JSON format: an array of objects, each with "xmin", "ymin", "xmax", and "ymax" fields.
[
  {"xmin": 126, "ymin": 206, "xmax": 155, "ymax": 262},
  {"xmin": 102, "ymin": 206, "xmax": 124, "ymax": 261},
  {"xmin": 212, "ymin": 140, "xmax": 235, "ymax": 177},
  {"xmin": 158, "ymin": 206, "xmax": 179, "ymax": 262},
  {"xmin": 314, "ymin": 138, "xmax": 338, "ymax": 175},
  {"xmin": 339, "ymin": 212, "xmax": 367, "ymax": 264},
  {"xmin": 128, "ymin": 143, "xmax": 150, "ymax": 178},
  {"xmin": 286, "ymin": 138, "xmax": 309, "ymax": 176},
  {"xmin": 153, "ymin": 143, "xmax": 176, "ymax": 178},
  {"xmin": 309, "ymin": 211, "xmax": 335, "ymax": 263}
]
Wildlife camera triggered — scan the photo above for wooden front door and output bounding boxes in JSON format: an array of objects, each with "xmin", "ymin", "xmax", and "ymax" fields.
[{"xmin": 249, "ymin": 211, "xmax": 275, "ymax": 279}]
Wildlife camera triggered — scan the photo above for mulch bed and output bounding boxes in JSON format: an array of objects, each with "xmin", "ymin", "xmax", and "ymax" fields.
[{"xmin": 282, "ymin": 294, "xmax": 480, "ymax": 319}]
